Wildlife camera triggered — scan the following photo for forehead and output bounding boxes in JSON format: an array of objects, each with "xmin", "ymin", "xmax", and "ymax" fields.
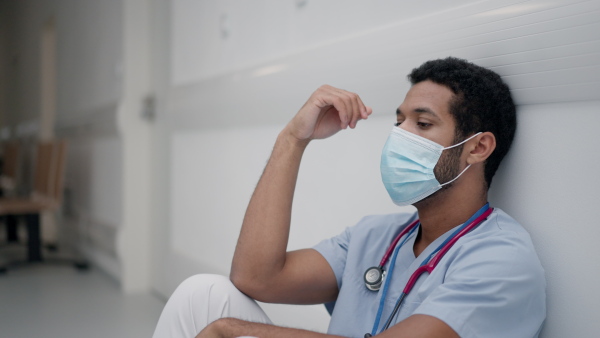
[{"xmin": 397, "ymin": 80, "xmax": 454, "ymax": 120}]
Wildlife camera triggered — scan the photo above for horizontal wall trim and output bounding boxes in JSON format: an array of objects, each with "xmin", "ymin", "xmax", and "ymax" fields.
[
  {"xmin": 65, "ymin": 205, "xmax": 120, "ymax": 281},
  {"xmin": 167, "ymin": 0, "xmax": 600, "ymax": 131},
  {"xmin": 65, "ymin": 205, "xmax": 119, "ymax": 258},
  {"xmin": 80, "ymin": 243, "xmax": 121, "ymax": 283},
  {"xmin": 55, "ymin": 101, "xmax": 120, "ymax": 138}
]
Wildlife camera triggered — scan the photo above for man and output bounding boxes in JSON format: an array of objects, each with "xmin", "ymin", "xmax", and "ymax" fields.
[{"xmin": 153, "ymin": 57, "xmax": 546, "ymax": 338}]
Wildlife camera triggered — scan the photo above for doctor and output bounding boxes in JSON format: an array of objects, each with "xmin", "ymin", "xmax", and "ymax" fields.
[{"xmin": 153, "ymin": 57, "xmax": 546, "ymax": 338}]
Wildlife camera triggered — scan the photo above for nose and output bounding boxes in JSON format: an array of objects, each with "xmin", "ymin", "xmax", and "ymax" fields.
[{"xmin": 397, "ymin": 120, "xmax": 418, "ymax": 135}]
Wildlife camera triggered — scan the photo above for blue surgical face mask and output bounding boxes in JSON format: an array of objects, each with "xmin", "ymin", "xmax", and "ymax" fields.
[{"xmin": 380, "ymin": 127, "xmax": 481, "ymax": 206}]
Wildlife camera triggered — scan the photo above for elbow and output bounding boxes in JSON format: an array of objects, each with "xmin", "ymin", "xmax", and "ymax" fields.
[
  {"xmin": 230, "ymin": 269, "xmax": 258, "ymax": 296},
  {"xmin": 229, "ymin": 270, "xmax": 248, "ymax": 293},
  {"xmin": 230, "ymin": 270, "xmax": 273, "ymax": 302}
]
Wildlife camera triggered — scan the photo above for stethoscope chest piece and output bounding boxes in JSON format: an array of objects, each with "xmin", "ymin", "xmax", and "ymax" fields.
[{"xmin": 364, "ymin": 266, "xmax": 385, "ymax": 291}]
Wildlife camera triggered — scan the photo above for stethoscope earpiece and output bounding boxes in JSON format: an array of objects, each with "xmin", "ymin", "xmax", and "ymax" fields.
[{"xmin": 364, "ymin": 266, "xmax": 385, "ymax": 291}]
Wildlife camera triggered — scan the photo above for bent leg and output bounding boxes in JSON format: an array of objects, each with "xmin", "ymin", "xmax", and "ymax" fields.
[{"xmin": 153, "ymin": 274, "xmax": 272, "ymax": 338}]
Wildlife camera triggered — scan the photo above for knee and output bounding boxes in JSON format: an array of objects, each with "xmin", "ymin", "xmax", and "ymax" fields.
[
  {"xmin": 178, "ymin": 274, "xmax": 230, "ymax": 290},
  {"xmin": 172, "ymin": 274, "xmax": 239, "ymax": 301},
  {"xmin": 156, "ymin": 274, "xmax": 253, "ymax": 338}
]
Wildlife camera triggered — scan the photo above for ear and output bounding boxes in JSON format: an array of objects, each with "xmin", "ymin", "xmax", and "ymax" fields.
[{"xmin": 465, "ymin": 132, "xmax": 496, "ymax": 165}]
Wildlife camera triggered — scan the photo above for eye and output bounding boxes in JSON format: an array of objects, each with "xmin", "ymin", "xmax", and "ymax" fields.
[
  {"xmin": 417, "ymin": 121, "xmax": 432, "ymax": 128},
  {"xmin": 394, "ymin": 121, "xmax": 402, "ymax": 127}
]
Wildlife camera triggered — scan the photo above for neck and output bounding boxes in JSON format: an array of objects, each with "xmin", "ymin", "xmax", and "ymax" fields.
[{"xmin": 412, "ymin": 179, "xmax": 488, "ymax": 257}]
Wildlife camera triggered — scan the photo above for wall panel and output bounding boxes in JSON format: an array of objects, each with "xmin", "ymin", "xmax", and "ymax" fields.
[{"xmin": 168, "ymin": 0, "xmax": 600, "ymax": 131}]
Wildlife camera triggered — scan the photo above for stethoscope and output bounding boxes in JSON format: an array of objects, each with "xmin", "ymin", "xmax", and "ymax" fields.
[{"xmin": 363, "ymin": 204, "xmax": 493, "ymax": 337}]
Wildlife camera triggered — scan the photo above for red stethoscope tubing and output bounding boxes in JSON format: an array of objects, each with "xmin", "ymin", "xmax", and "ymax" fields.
[
  {"xmin": 378, "ymin": 219, "xmax": 421, "ymax": 268},
  {"xmin": 402, "ymin": 207, "xmax": 494, "ymax": 294}
]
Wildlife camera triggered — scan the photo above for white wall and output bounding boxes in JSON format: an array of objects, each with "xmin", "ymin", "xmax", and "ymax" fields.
[
  {"xmin": 169, "ymin": 0, "xmax": 477, "ymax": 86},
  {"xmin": 489, "ymin": 101, "xmax": 600, "ymax": 337},
  {"xmin": 152, "ymin": 0, "xmax": 600, "ymax": 336}
]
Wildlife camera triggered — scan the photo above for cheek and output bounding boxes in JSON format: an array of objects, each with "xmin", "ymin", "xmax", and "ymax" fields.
[
  {"xmin": 434, "ymin": 148, "xmax": 462, "ymax": 178},
  {"xmin": 426, "ymin": 127, "xmax": 457, "ymax": 147}
]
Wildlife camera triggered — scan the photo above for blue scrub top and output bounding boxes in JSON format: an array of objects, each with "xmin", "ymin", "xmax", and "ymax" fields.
[{"xmin": 313, "ymin": 208, "xmax": 546, "ymax": 338}]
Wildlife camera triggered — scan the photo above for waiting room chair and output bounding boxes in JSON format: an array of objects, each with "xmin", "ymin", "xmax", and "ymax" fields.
[
  {"xmin": 0, "ymin": 141, "xmax": 20, "ymax": 192},
  {"xmin": 0, "ymin": 140, "xmax": 87, "ymax": 273},
  {"xmin": 0, "ymin": 141, "xmax": 21, "ymax": 243}
]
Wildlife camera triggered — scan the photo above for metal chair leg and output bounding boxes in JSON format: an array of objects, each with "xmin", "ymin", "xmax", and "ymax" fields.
[
  {"xmin": 6, "ymin": 215, "xmax": 19, "ymax": 242},
  {"xmin": 26, "ymin": 214, "xmax": 42, "ymax": 262}
]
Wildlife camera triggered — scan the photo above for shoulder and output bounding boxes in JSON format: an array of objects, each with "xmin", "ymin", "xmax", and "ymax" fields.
[
  {"xmin": 418, "ymin": 208, "xmax": 546, "ymax": 337},
  {"xmin": 461, "ymin": 208, "xmax": 539, "ymax": 254},
  {"xmin": 448, "ymin": 208, "xmax": 545, "ymax": 281},
  {"xmin": 349, "ymin": 209, "xmax": 418, "ymax": 241},
  {"xmin": 312, "ymin": 210, "xmax": 418, "ymax": 262}
]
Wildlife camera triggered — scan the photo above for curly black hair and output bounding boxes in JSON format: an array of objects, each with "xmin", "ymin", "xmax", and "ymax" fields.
[{"xmin": 408, "ymin": 57, "xmax": 516, "ymax": 188}]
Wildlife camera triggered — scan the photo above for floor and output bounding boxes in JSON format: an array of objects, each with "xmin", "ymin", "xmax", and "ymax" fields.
[{"xmin": 0, "ymin": 260, "xmax": 166, "ymax": 338}]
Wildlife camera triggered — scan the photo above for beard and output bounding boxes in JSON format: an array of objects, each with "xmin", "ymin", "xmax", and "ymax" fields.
[
  {"xmin": 434, "ymin": 144, "xmax": 462, "ymax": 187},
  {"xmin": 413, "ymin": 144, "xmax": 463, "ymax": 207}
]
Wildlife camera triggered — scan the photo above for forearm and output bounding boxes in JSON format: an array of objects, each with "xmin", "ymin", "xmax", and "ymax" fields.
[
  {"xmin": 199, "ymin": 318, "xmax": 346, "ymax": 338},
  {"xmin": 229, "ymin": 85, "xmax": 370, "ymax": 300},
  {"xmin": 230, "ymin": 129, "xmax": 308, "ymax": 292}
]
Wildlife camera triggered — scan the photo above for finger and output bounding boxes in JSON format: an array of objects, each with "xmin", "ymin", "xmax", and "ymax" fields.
[
  {"xmin": 316, "ymin": 86, "xmax": 358, "ymax": 129},
  {"xmin": 342, "ymin": 90, "xmax": 367, "ymax": 129},
  {"xmin": 332, "ymin": 88, "xmax": 360, "ymax": 129},
  {"xmin": 326, "ymin": 93, "xmax": 350, "ymax": 129},
  {"xmin": 337, "ymin": 95, "xmax": 352, "ymax": 129},
  {"xmin": 354, "ymin": 94, "xmax": 371, "ymax": 119},
  {"xmin": 314, "ymin": 86, "xmax": 348, "ymax": 119},
  {"xmin": 346, "ymin": 92, "xmax": 362, "ymax": 129}
]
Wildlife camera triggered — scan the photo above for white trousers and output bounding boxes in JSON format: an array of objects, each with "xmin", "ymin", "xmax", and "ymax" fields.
[{"xmin": 152, "ymin": 274, "xmax": 272, "ymax": 338}]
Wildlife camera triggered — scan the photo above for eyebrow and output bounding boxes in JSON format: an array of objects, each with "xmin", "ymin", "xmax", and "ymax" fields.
[{"xmin": 396, "ymin": 107, "xmax": 441, "ymax": 120}]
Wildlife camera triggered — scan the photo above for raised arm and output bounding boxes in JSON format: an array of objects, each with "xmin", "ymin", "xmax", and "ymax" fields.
[
  {"xmin": 204, "ymin": 86, "xmax": 460, "ymax": 338},
  {"xmin": 229, "ymin": 85, "xmax": 372, "ymax": 304}
]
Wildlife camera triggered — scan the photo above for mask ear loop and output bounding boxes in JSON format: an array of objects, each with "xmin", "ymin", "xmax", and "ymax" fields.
[
  {"xmin": 442, "ymin": 132, "xmax": 482, "ymax": 150},
  {"xmin": 440, "ymin": 164, "xmax": 471, "ymax": 187},
  {"xmin": 439, "ymin": 132, "xmax": 482, "ymax": 187}
]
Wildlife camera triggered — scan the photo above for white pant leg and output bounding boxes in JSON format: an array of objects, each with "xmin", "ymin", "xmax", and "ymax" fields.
[{"xmin": 153, "ymin": 274, "xmax": 272, "ymax": 338}]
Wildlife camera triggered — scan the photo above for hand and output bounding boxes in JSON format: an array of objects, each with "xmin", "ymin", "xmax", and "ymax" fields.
[
  {"xmin": 196, "ymin": 318, "xmax": 338, "ymax": 338},
  {"xmin": 196, "ymin": 319, "xmax": 224, "ymax": 338},
  {"xmin": 284, "ymin": 85, "xmax": 372, "ymax": 142}
]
